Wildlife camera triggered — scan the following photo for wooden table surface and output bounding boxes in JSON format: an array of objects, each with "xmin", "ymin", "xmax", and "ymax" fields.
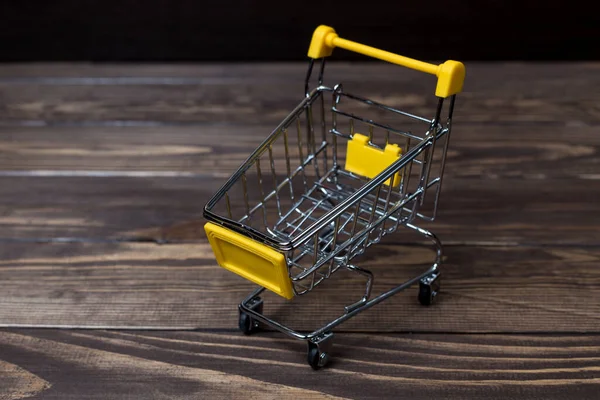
[{"xmin": 0, "ymin": 62, "xmax": 599, "ymax": 399}]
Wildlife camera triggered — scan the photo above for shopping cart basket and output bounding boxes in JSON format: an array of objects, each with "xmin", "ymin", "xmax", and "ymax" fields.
[{"xmin": 204, "ymin": 25, "xmax": 465, "ymax": 369}]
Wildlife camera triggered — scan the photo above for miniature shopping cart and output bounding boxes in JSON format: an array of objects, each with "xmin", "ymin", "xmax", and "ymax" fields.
[{"xmin": 204, "ymin": 25, "xmax": 465, "ymax": 369}]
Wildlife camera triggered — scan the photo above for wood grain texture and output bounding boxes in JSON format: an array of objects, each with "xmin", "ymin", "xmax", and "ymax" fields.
[
  {"xmin": 0, "ymin": 63, "xmax": 598, "ymax": 126},
  {"xmin": 0, "ymin": 175, "xmax": 598, "ymax": 245},
  {"xmin": 1, "ymin": 329, "xmax": 600, "ymax": 399},
  {"xmin": 1, "ymin": 242, "xmax": 599, "ymax": 332},
  {"xmin": 0, "ymin": 63, "xmax": 597, "ymax": 244},
  {"xmin": 0, "ymin": 360, "xmax": 51, "ymax": 400},
  {"xmin": 0, "ymin": 62, "xmax": 597, "ymax": 398},
  {"xmin": 0, "ymin": 124, "xmax": 597, "ymax": 179}
]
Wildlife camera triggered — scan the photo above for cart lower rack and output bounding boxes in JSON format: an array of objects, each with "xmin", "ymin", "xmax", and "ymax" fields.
[{"xmin": 204, "ymin": 25, "xmax": 465, "ymax": 369}]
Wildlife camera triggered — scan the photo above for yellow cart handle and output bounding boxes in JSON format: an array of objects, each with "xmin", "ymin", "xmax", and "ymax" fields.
[{"xmin": 307, "ymin": 25, "xmax": 465, "ymax": 98}]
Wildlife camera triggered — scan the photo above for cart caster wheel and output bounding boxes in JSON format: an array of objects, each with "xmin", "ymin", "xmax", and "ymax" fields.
[
  {"xmin": 238, "ymin": 311, "xmax": 259, "ymax": 335},
  {"xmin": 307, "ymin": 345, "xmax": 329, "ymax": 370},
  {"xmin": 418, "ymin": 283, "xmax": 434, "ymax": 306},
  {"xmin": 307, "ymin": 333, "xmax": 333, "ymax": 370},
  {"xmin": 418, "ymin": 274, "xmax": 440, "ymax": 306},
  {"xmin": 238, "ymin": 296, "xmax": 263, "ymax": 335}
]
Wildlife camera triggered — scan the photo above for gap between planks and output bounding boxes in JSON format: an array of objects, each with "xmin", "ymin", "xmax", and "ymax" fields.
[
  {"xmin": 0, "ymin": 237, "xmax": 598, "ymax": 248},
  {"xmin": 3, "ymin": 325, "xmax": 600, "ymax": 336}
]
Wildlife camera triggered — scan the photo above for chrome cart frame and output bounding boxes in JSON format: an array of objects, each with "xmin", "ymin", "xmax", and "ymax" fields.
[{"xmin": 204, "ymin": 25, "xmax": 465, "ymax": 369}]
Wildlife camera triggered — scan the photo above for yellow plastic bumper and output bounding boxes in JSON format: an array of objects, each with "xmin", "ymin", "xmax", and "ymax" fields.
[{"xmin": 204, "ymin": 222, "xmax": 294, "ymax": 300}]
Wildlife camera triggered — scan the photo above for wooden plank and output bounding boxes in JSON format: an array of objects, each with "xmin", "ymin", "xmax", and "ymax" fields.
[
  {"xmin": 0, "ymin": 125, "xmax": 262, "ymax": 173},
  {"xmin": 0, "ymin": 124, "xmax": 597, "ymax": 180},
  {"xmin": 1, "ymin": 329, "xmax": 600, "ymax": 399},
  {"xmin": 0, "ymin": 62, "xmax": 596, "ymax": 85},
  {"xmin": 1, "ymin": 242, "xmax": 599, "ymax": 332},
  {"xmin": 0, "ymin": 176, "xmax": 211, "ymax": 240},
  {"xmin": 0, "ymin": 175, "xmax": 597, "ymax": 245},
  {"xmin": 0, "ymin": 63, "xmax": 598, "ymax": 126}
]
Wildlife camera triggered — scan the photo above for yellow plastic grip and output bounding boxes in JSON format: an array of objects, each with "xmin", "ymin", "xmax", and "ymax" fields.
[{"xmin": 307, "ymin": 25, "xmax": 465, "ymax": 98}]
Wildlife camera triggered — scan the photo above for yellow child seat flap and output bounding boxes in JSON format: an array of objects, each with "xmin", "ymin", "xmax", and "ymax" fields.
[{"xmin": 345, "ymin": 133, "xmax": 402, "ymax": 187}]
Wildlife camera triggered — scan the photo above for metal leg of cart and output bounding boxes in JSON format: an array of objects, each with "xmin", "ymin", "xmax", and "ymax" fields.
[
  {"xmin": 406, "ymin": 223, "xmax": 443, "ymax": 306},
  {"xmin": 237, "ymin": 223, "xmax": 443, "ymax": 369}
]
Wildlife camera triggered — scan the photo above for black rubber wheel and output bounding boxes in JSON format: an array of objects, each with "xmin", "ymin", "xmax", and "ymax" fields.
[
  {"xmin": 307, "ymin": 346, "xmax": 321, "ymax": 370},
  {"xmin": 418, "ymin": 282, "xmax": 433, "ymax": 306},
  {"xmin": 238, "ymin": 312, "xmax": 254, "ymax": 335}
]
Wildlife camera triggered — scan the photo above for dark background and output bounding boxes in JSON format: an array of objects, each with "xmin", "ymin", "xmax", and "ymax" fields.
[{"xmin": 1, "ymin": 0, "xmax": 598, "ymax": 62}]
